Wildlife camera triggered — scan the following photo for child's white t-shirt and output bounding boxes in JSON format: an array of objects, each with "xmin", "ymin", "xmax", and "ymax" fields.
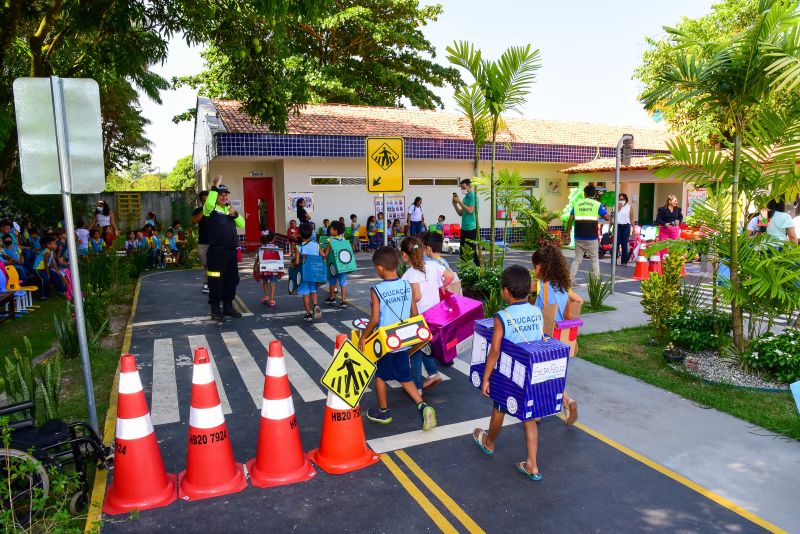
[
  {"xmin": 402, "ymin": 259, "xmax": 446, "ymax": 313},
  {"xmin": 75, "ymin": 228, "xmax": 89, "ymax": 249}
]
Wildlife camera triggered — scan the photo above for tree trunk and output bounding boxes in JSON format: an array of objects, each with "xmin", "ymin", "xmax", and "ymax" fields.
[
  {"xmin": 472, "ymin": 149, "xmax": 483, "ymax": 267},
  {"xmin": 730, "ymin": 129, "xmax": 744, "ymax": 350},
  {"xmin": 489, "ymin": 122, "xmax": 497, "ymax": 267}
]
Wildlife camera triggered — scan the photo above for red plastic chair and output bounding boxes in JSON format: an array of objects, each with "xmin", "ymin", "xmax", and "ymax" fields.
[{"xmin": 450, "ymin": 224, "xmax": 461, "ymax": 239}]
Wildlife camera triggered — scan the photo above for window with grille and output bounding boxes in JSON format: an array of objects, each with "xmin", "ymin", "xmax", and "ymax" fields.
[
  {"xmin": 499, "ymin": 352, "xmax": 513, "ymax": 378},
  {"xmin": 310, "ymin": 176, "xmax": 366, "ymax": 186},
  {"xmin": 512, "ymin": 361, "xmax": 527, "ymax": 387}
]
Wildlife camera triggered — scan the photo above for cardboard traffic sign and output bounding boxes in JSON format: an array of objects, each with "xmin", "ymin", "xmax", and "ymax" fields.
[
  {"xmin": 366, "ymin": 137, "xmax": 404, "ymax": 193},
  {"xmin": 320, "ymin": 340, "xmax": 376, "ymax": 408}
]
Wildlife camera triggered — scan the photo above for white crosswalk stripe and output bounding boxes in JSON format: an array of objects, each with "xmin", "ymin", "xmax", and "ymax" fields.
[
  {"xmin": 151, "ymin": 338, "xmax": 180, "ymax": 425},
  {"xmin": 187, "ymin": 335, "xmax": 232, "ymax": 414},
  {"xmin": 220, "ymin": 331, "xmax": 265, "ymax": 409},
  {"xmin": 252, "ymin": 328, "xmax": 327, "ymax": 403},
  {"xmin": 284, "ymin": 326, "xmax": 335, "ymax": 370}
]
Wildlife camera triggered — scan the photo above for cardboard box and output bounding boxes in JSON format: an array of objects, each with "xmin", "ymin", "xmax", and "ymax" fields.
[
  {"xmin": 470, "ymin": 318, "xmax": 570, "ymax": 421},
  {"xmin": 423, "ymin": 294, "xmax": 484, "ymax": 363}
]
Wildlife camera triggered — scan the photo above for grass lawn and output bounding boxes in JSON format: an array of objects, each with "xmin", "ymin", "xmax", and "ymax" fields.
[
  {"xmin": 0, "ymin": 297, "xmax": 65, "ymax": 359},
  {"xmin": 578, "ymin": 325, "xmax": 800, "ymax": 440},
  {"xmin": 582, "ymin": 304, "xmax": 616, "ymax": 314}
]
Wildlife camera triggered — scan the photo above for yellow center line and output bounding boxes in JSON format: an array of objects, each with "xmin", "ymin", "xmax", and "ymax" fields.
[
  {"xmin": 381, "ymin": 454, "xmax": 458, "ymax": 533},
  {"xmin": 395, "ymin": 450, "xmax": 485, "ymax": 534},
  {"xmin": 558, "ymin": 414, "xmax": 788, "ymax": 534},
  {"xmin": 85, "ymin": 276, "xmax": 142, "ymax": 533}
]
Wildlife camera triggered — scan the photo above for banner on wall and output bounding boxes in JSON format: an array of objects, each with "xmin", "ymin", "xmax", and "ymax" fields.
[
  {"xmin": 374, "ymin": 195, "xmax": 405, "ymax": 223},
  {"xmin": 287, "ymin": 192, "xmax": 314, "ymax": 213},
  {"xmin": 686, "ymin": 188, "xmax": 707, "ymax": 217}
]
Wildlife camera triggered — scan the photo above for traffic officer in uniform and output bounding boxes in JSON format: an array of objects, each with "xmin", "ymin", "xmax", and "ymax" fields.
[
  {"xmin": 204, "ymin": 174, "xmax": 245, "ymax": 321},
  {"xmin": 565, "ymin": 184, "xmax": 609, "ymax": 282}
]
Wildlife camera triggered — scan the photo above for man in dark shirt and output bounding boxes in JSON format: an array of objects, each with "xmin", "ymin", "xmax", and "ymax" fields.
[
  {"xmin": 565, "ymin": 185, "xmax": 609, "ymax": 282},
  {"xmin": 192, "ymin": 190, "xmax": 210, "ymax": 293}
]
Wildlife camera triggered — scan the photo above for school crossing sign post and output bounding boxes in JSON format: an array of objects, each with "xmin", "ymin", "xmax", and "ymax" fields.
[
  {"xmin": 320, "ymin": 340, "xmax": 376, "ymax": 409},
  {"xmin": 366, "ymin": 137, "xmax": 404, "ymax": 246}
]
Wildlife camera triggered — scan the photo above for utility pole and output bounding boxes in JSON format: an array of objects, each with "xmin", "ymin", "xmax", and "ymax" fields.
[{"xmin": 611, "ymin": 134, "xmax": 634, "ymax": 294}]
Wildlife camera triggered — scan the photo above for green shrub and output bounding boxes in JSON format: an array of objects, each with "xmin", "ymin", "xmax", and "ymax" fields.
[
  {"xmin": 743, "ymin": 328, "xmax": 800, "ymax": 383},
  {"xmin": 640, "ymin": 254, "xmax": 684, "ymax": 339},
  {"xmin": 54, "ymin": 304, "xmax": 106, "ymax": 359},
  {"xmin": 83, "ymin": 284, "xmax": 109, "ymax": 334},
  {"xmin": 664, "ymin": 309, "xmax": 732, "ymax": 351},
  {"xmin": 586, "ymin": 272, "xmax": 612, "ymax": 308}
]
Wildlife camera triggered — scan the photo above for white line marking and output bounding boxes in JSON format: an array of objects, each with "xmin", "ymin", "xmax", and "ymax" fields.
[
  {"xmin": 449, "ymin": 358, "xmax": 471, "ymax": 376},
  {"xmin": 187, "ymin": 335, "xmax": 232, "ymax": 414},
  {"xmin": 151, "ymin": 338, "xmax": 179, "ymax": 425},
  {"xmin": 252, "ymin": 328, "xmax": 326, "ymax": 402},
  {"xmin": 315, "ymin": 322, "xmax": 346, "ymax": 343},
  {"xmin": 133, "ymin": 313, "xmax": 253, "ymax": 328},
  {"xmin": 259, "ymin": 308, "xmax": 345, "ymax": 320},
  {"xmin": 284, "ymin": 326, "xmax": 335, "ymax": 370},
  {"xmin": 221, "ymin": 331, "xmax": 265, "ymax": 409},
  {"xmin": 367, "ymin": 415, "xmax": 521, "ymax": 453}
]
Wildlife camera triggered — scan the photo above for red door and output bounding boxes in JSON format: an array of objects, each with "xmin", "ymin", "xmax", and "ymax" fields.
[{"xmin": 243, "ymin": 177, "xmax": 274, "ymax": 250}]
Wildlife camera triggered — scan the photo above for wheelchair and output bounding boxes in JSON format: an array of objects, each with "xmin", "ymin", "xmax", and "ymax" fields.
[{"xmin": 1, "ymin": 400, "xmax": 113, "ymax": 526}]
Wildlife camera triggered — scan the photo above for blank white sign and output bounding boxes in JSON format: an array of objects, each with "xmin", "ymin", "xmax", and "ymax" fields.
[{"xmin": 13, "ymin": 78, "xmax": 104, "ymax": 195}]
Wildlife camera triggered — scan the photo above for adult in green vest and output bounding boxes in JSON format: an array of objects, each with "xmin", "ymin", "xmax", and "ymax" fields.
[
  {"xmin": 452, "ymin": 178, "xmax": 478, "ymax": 265},
  {"xmin": 565, "ymin": 185, "xmax": 609, "ymax": 282}
]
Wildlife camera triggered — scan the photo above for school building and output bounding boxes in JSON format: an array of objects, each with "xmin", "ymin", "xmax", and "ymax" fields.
[{"xmin": 192, "ymin": 97, "xmax": 687, "ymax": 246}]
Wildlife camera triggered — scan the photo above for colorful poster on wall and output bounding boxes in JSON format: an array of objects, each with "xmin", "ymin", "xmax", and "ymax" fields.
[
  {"xmin": 686, "ymin": 188, "xmax": 707, "ymax": 217},
  {"xmin": 287, "ymin": 192, "xmax": 314, "ymax": 213},
  {"xmin": 374, "ymin": 195, "xmax": 405, "ymax": 223},
  {"xmin": 546, "ymin": 179, "xmax": 561, "ymax": 196}
]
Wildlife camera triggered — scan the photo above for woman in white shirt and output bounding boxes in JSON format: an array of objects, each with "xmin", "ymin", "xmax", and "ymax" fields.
[
  {"xmin": 616, "ymin": 193, "xmax": 633, "ymax": 265},
  {"xmin": 91, "ymin": 200, "xmax": 119, "ymax": 235},
  {"xmin": 407, "ymin": 196, "xmax": 425, "ymax": 236}
]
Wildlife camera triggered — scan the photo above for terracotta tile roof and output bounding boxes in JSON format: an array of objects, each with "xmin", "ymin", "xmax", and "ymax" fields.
[
  {"xmin": 211, "ymin": 100, "xmax": 671, "ymax": 151},
  {"xmin": 560, "ymin": 156, "xmax": 664, "ymax": 174}
]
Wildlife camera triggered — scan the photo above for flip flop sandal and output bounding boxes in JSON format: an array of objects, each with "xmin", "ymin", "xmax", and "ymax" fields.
[
  {"xmin": 472, "ymin": 429, "xmax": 494, "ymax": 456},
  {"xmin": 516, "ymin": 462, "xmax": 542, "ymax": 481}
]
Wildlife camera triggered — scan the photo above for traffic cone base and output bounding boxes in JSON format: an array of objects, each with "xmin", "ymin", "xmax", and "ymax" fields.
[
  {"xmin": 309, "ymin": 392, "xmax": 381, "ymax": 475},
  {"xmin": 179, "ymin": 348, "xmax": 248, "ymax": 501},
  {"xmin": 248, "ymin": 340, "xmax": 317, "ymax": 487},
  {"xmin": 633, "ymin": 253, "xmax": 649, "ymax": 281},
  {"xmin": 103, "ymin": 354, "xmax": 177, "ymax": 515}
]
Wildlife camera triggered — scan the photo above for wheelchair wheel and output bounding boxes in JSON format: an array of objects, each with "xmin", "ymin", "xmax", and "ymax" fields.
[
  {"xmin": 69, "ymin": 489, "xmax": 88, "ymax": 515},
  {"xmin": 0, "ymin": 448, "xmax": 49, "ymax": 527}
]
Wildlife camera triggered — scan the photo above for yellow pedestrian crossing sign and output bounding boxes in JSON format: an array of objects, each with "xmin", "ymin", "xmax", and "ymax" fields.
[
  {"xmin": 320, "ymin": 340, "xmax": 376, "ymax": 408},
  {"xmin": 366, "ymin": 137, "xmax": 404, "ymax": 193}
]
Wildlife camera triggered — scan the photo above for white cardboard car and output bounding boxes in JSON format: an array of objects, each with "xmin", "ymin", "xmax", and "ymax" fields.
[{"xmin": 443, "ymin": 238, "xmax": 460, "ymax": 254}]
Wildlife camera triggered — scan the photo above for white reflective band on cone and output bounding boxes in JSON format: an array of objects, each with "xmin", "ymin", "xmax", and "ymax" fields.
[
  {"xmin": 189, "ymin": 405, "xmax": 225, "ymax": 429},
  {"xmin": 326, "ymin": 391, "xmax": 353, "ymax": 411},
  {"xmin": 637, "ymin": 256, "xmax": 647, "ymax": 262},
  {"xmin": 261, "ymin": 397, "xmax": 295, "ymax": 420},
  {"xmin": 118, "ymin": 372, "xmax": 143, "ymax": 394},
  {"xmin": 265, "ymin": 356, "xmax": 287, "ymax": 377},
  {"xmin": 116, "ymin": 414, "xmax": 154, "ymax": 440},
  {"xmin": 192, "ymin": 362, "xmax": 215, "ymax": 385}
]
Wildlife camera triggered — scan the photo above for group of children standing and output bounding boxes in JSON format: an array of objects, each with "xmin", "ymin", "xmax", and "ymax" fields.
[{"xmin": 118, "ymin": 221, "xmax": 185, "ymax": 267}]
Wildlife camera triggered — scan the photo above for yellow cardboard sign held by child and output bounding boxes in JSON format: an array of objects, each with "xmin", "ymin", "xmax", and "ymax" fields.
[{"xmin": 349, "ymin": 315, "xmax": 431, "ymax": 363}]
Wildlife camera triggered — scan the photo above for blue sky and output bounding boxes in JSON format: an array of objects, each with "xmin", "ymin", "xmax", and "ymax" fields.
[{"xmin": 140, "ymin": 0, "xmax": 715, "ymax": 172}]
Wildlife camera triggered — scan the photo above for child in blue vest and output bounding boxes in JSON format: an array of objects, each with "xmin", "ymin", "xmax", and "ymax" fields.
[
  {"xmin": 531, "ymin": 245, "xmax": 582, "ymax": 425},
  {"xmin": 322, "ymin": 220, "xmax": 351, "ymax": 309},
  {"xmin": 165, "ymin": 228, "xmax": 182, "ymax": 265},
  {"xmin": 293, "ymin": 223, "xmax": 323, "ymax": 322},
  {"xmin": 34, "ymin": 237, "xmax": 67, "ymax": 299},
  {"xmin": 360, "ymin": 246, "xmax": 437, "ymax": 431},
  {"xmin": 349, "ymin": 214, "xmax": 360, "ymax": 252},
  {"xmin": 473, "ymin": 265, "xmax": 544, "ymax": 481},
  {"xmin": 89, "ymin": 229, "xmax": 105, "ymax": 254}
]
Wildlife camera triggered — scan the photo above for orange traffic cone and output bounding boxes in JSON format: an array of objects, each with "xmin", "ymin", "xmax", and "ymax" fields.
[
  {"xmin": 247, "ymin": 340, "xmax": 316, "ymax": 487},
  {"xmin": 309, "ymin": 334, "xmax": 381, "ymax": 474},
  {"xmin": 103, "ymin": 354, "xmax": 176, "ymax": 515},
  {"xmin": 648, "ymin": 254, "xmax": 663, "ymax": 275},
  {"xmin": 178, "ymin": 347, "xmax": 247, "ymax": 500},
  {"xmin": 633, "ymin": 251, "xmax": 650, "ymax": 281}
]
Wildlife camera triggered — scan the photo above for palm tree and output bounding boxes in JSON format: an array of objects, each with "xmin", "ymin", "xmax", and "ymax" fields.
[
  {"xmin": 447, "ymin": 41, "xmax": 541, "ymax": 266},
  {"xmin": 641, "ymin": 0, "xmax": 800, "ymax": 351}
]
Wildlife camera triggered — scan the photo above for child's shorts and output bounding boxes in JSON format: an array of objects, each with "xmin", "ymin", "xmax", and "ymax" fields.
[
  {"xmin": 327, "ymin": 273, "xmax": 347, "ymax": 287},
  {"xmin": 297, "ymin": 281, "xmax": 317, "ymax": 296},
  {"xmin": 376, "ymin": 350, "xmax": 411, "ymax": 383},
  {"xmin": 260, "ymin": 274, "xmax": 278, "ymax": 283}
]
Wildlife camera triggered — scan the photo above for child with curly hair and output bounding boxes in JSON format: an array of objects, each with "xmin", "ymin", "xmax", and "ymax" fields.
[{"xmin": 530, "ymin": 244, "xmax": 583, "ymax": 424}]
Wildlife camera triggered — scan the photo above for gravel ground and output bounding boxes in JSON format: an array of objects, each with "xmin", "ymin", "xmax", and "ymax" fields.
[{"xmin": 669, "ymin": 349, "xmax": 788, "ymax": 390}]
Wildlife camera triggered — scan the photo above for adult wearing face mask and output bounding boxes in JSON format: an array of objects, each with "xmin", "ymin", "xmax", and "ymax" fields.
[
  {"xmin": 655, "ymin": 194, "xmax": 683, "ymax": 259},
  {"xmin": 452, "ymin": 178, "xmax": 478, "ymax": 265},
  {"xmin": 616, "ymin": 193, "xmax": 633, "ymax": 266},
  {"xmin": 91, "ymin": 200, "xmax": 119, "ymax": 236},
  {"xmin": 204, "ymin": 174, "xmax": 245, "ymax": 321}
]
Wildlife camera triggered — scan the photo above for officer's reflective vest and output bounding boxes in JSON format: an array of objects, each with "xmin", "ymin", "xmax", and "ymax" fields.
[{"xmin": 573, "ymin": 198, "xmax": 601, "ymax": 239}]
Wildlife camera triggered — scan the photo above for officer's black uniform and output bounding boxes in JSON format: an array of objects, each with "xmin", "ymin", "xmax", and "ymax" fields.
[{"xmin": 204, "ymin": 185, "xmax": 245, "ymax": 320}]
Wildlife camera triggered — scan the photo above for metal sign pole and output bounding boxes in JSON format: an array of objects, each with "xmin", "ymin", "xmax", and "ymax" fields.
[
  {"xmin": 382, "ymin": 193, "xmax": 388, "ymax": 246},
  {"xmin": 611, "ymin": 141, "xmax": 622, "ymax": 294},
  {"xmin": 50, "ymin": 76, "xmax": 99, "ymax": 432}
]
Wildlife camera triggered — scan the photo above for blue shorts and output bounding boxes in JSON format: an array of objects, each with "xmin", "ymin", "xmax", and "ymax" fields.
[
  {"xmin": 327, "ymin": 273, "xmax": 348, "ymax": 287},
  {"xmin": 376, "ymin": 350, "xmax": 411, "ymax": 383},
  {"xmin": 297, "ymin": 281, "xmax": 317, "ymax": 296},
  {"xmin": 260, "ymin": 274, "xmax": 278, "ymax": 283}
]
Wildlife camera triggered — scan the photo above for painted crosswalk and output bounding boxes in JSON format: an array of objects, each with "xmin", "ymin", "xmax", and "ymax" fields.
[{"xmin": 143, "ymin": 322, "xmax": 467, "ymax": 426}]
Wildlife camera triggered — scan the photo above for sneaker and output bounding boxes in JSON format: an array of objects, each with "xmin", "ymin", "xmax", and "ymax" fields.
[
  {"xmin": 423, "ymin": 375, "xmax": 442, "ymax": 390},
  {"xmin": 339, "ymin": 301, "xmax": 348, "ymax": 309},
  {"xmin": 303, "ymin": 312, "xmax": 313, "ymax": 322},
  {"xmin": 324, "ymin": 297, "xmax": 336, "ymax": 305},
  {"xmin": 313, "ymin": 305, "xmax": 322, "ymax": 320},
  {"xmin": 262, "ymin": 297, "xmax": 269, "ymax": 305},
  {"xmin": 202, "ymin": 284, "xmax": 209, "ymax": 294},
  {"xmin": 366, "ymin": 407, "xmax": 393, "ymax": 425},
  {"xmin": 419, "ymin": 403, "xmax": 437, "ymax": 431}
]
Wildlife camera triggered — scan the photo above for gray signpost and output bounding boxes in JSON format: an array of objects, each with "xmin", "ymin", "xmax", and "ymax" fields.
[{"xmin": 13, "ymin": 77, "xmax": 106, "ymax": 432}]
